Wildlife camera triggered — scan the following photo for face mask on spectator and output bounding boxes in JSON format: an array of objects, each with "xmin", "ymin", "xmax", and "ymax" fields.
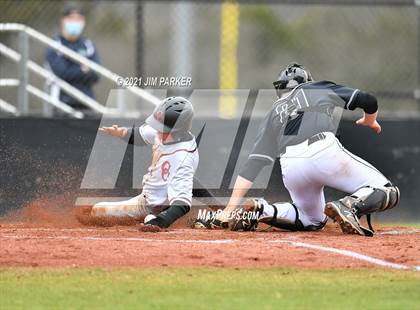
[{"xmin": 64, "ymin": 21, "xmax": 85, "ymax": 37}]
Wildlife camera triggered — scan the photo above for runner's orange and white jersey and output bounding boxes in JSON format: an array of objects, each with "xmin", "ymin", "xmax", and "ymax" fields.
[{"xmin": 139, "ymin": 124, "xmax": 199, "ymax": 208}]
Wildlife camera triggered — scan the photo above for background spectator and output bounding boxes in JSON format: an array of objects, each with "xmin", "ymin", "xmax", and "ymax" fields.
[{"xmin": 45, "ymin": 3, "xmax": 100, "ymax": 112}]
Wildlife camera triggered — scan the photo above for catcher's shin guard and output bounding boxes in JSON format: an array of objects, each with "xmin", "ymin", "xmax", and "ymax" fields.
[
  {"xmin": 349, "ymin": 185, "xmax": 399, "ymax": 232},
  {"xmin": 260, "ymin": 203, "xmax": 326, "ymax": 232},
  {"xmin": 326, "ymin": 185, "xmax": 400, "ymax": 236},
  {"xmin": 352, "ymin": 185, "xmax": 400, "ymax": 217}
]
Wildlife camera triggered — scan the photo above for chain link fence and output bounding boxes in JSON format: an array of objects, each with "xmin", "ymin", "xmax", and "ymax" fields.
[{"xmin": 0, "ymin": 0, "xmax": 419, "ymax": 116}]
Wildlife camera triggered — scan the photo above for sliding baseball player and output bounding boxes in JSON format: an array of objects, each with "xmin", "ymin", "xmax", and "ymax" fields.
[{"xmin": 90, "ymin": 96, "xmax": 198, "ymax": 231}]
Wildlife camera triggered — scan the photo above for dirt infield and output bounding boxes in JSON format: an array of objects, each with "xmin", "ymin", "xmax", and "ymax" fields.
[{"xmin": 1, "ymin": 218, "xmax": 419, "ymax": 270}]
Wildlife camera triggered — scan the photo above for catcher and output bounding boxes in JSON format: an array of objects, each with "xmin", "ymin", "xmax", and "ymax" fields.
[
  {"xmin": 196, "ymin": 63, "xmax": 399, "ymax": 236},
  {"xmin": 90, "ymin": 96, "xmax": 198, "ymax": 231}
]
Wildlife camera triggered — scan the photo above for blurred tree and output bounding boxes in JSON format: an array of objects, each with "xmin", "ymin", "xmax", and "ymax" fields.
[{"xmin": 242, "ymin": 6, "xmax": 307, "ymax": 65}]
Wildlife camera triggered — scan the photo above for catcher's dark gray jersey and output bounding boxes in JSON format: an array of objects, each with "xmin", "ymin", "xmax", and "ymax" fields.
[{"xmin": 249, "ymin": 80, "xmax": 361, "ymax": 162}]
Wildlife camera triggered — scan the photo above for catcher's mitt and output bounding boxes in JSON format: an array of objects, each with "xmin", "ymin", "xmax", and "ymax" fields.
[
  {"xmin": 229, "ymin": 199, "xmax": 262, "ymax": 231},
  {"xmin": 193, "ymin": 210, "xmax": 228, "ymax": 229}
]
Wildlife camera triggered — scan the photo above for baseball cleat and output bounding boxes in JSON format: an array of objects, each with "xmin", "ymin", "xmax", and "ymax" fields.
[
  {"xmin": 229, "ymin": 198, "xmax": 263, "ymax": 231},
  {"xmin": 138, "ymin": 223, "xmax": 166, "ymax": 232},
  {"xmin": 325, "ymin": 201, "xmax": 373, "ymax": 237}
]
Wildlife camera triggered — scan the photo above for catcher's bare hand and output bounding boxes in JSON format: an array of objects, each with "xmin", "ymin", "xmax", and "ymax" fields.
[
  {"xmin": 355, "ymin": 112, "xmax": 382, "ymax": 134},
  {"xmin": 99, "ymin": 125, "xmax": 129, "ymax": 138}
]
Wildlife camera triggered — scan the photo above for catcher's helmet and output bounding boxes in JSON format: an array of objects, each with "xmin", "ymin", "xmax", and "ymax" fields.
[
  {"xmin": 273, "ymin": 63, "xmax": 312, "ymax": 97},
  {"xmin": 146, "ymin": 96, "xmax": 194, "ymax": 133}
]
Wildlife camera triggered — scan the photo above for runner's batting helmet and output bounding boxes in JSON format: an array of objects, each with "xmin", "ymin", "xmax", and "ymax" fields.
[
  {"xmin": 146, "ymin": 96, "xmax": 194, "ymax": 133},
  {"xmin": 273, "ymin": 63, "xmax": 312, "ymax": 97}
]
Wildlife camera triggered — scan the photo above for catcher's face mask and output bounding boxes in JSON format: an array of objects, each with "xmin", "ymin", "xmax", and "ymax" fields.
[{"xmin": 273, "ymin": 63, "xmax": 313, "ymax": 98}]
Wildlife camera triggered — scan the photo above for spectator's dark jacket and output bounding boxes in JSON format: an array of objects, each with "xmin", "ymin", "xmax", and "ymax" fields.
[{"xmin": 45, "ymin": 35, "xmax": 100, "ymax": 109}]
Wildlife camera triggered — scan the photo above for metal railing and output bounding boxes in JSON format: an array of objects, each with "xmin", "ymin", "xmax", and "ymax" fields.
[
  {"xmin": 0, "ymin": 78, "xmax": 84, "ymax": 118},
  {"xmin": 0, "ymin": 23, "xmax": 160, "ymax": 117}
]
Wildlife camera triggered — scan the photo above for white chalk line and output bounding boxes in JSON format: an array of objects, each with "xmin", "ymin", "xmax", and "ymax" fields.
[
  {"xmin": 270, "ymin": 239, "xmax": 419, "ymax": 271},
  {"xmin": 378, "ymin": 229, "xmax": 420, "ymax": 235},
  {"xmin": 0, "ymin": 234, "xmax": 234, "ymax": 244},
  {"xmin": 1, "ymin": 233, "xmax": 418, "ymax": 271}
]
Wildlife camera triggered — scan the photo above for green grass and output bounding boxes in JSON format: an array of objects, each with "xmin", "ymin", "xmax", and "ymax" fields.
[{"xmin": 0, "ymin": 268, "xmax": 419, "ymax": 310}]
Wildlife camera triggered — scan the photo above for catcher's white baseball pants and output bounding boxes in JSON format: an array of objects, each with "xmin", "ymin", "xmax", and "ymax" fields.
[{"xmin": 262, "ymin": 132, "xmax": 389, "ymax": 227}]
